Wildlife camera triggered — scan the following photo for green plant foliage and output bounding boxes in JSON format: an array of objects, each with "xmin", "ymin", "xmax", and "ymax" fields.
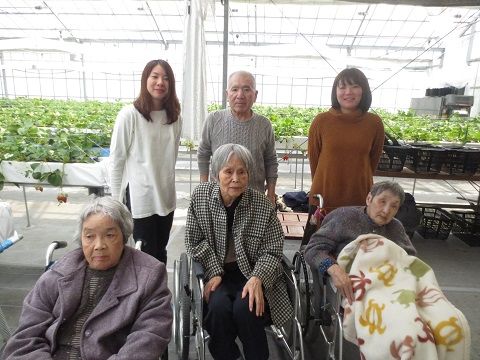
[
  {"xmin": 1, "ymin": 99, "xmax": 479, "ymax": 169},
  {"xmin": 0, "ymin": 98, "xmax": 123, "ymax": 163},
  {"xmin": 25, "ymin": 163, "xmax": 63, "ymax": 187},
  {"xmin": 376, "ymin": 109, "xmax": 480, "ymax": 144},
  {"xmin": 209, "ymin": 104, "xmax": 480, "ymax": 143},
  {"xmin": 253, "ymin": 105, "xmax": 326, "ymax": 139}
]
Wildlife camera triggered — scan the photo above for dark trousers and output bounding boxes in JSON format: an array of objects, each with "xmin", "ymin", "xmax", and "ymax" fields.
[
  {"xmin": 204, "ymin": 264, "xmax": 269, "ymax": 360},
  {"xmin": 133, "ymin": 212, "xmax": 174, "ymax": 264}
]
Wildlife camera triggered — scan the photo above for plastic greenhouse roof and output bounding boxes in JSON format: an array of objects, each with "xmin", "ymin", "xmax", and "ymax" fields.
[{"xmin": 0, "ymin": 0, "xmax": 479, "ymax": 65}]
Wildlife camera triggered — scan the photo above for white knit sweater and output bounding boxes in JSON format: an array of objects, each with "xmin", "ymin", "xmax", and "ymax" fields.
[{"xmin": 109, "ymin": 104, "xmax": 182, "ymax": 218}]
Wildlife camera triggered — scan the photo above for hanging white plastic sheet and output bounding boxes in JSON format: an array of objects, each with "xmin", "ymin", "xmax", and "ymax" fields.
[
  {"xmin": 0, "ymin": 202, "xmax": 14, "ymax": 242},
  {"xmin": 182, "ymin": 0, "xmax": 208, "ymax": 141}
]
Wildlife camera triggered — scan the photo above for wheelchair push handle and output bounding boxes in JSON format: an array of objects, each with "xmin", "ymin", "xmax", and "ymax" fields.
[
  {"xmin": 134, "ymin": 239, "xmax": 143, "ymax": 251},
  {"xmin": 0, "ymin": 232, "xmax": 23, "ymax": 253},
  {"xmin": 314, "ymin": 194, "xmax": 324, "ymax": 209},
  {"xmin": 45, "ymin": 241, "xmax": 68, "ymax": 270}
]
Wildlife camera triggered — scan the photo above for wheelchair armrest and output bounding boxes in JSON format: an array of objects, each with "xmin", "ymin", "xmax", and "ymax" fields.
[{"xmin": 191, "ymin": 260, "xmax": 205, "ymax": 280}]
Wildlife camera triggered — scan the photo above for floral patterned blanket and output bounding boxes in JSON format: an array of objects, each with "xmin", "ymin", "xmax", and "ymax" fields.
[{"xmin": 337, "ymin": 233, "xmax": 471, "ymax": 360}]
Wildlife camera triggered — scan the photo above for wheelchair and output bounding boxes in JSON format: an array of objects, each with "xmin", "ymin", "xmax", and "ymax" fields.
[
  {"xmin": 1, "ymin": 239, "xmax": 67, "ymax": 351},
  {"xmin": 292, "ymin": 250, "xmax": 358, "ymax": 360},
  {"xmin": 173, "ymin": 253, "xmax": 305, "ymax": 360},
  {"xmin": 133, "ymin": 239, "xmax": 169, "ymax": 360}
]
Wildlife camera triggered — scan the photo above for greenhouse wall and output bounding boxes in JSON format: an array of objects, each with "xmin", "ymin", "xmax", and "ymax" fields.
[{"xmin": 1, "ymin": 38, "xmax": 479, "ymax": 116}]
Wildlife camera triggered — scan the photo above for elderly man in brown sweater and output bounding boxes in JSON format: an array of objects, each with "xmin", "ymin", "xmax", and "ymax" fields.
[{"xmin": 304, "ymin": 181, "xmax": 416, "ymax": 304}]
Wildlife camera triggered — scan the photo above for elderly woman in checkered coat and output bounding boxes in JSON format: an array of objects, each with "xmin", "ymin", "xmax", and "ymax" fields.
[{"xmin": 185, "ymin": 143, "xmax": 293, "ymax": 360}]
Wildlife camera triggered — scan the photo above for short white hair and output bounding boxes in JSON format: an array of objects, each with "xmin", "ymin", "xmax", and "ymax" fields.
[
  {"xmin": 211, "ymin": 143, "xmax": 253, "ymax": 180},
  {"xmin": 227, "ymin": 71, "xmax": 256, "ymax": 90},
  {"xmin": 74, "ymin": 197, "xmax": 133, "ymax": 245}
]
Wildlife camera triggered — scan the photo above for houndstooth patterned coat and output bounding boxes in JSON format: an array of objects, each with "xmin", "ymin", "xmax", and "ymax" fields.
[{"xmin": 185, "ymin": 182, "xmax": 293, "ymax": 327}]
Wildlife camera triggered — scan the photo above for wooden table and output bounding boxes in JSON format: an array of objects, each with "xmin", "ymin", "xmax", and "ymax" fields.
[{"xmin": 277, "ymin": 212, "xmax": 309, "ymax": 240}]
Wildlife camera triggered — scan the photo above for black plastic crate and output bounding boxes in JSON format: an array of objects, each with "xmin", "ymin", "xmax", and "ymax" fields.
[
  {"xmin": 377, "ymin": 145, "xmax": 411, "ymax": 172},
  {"xmin": 442, "ymin": 147, "xmax": 480, "ymax": 176},
  {"xmin": 417, "ymin": 206, "xmax": 455, "ymax": 240},
  {"xmin": 406, "ymin": 145, "xmax": 446, "ymax": 174},
  {"xmin": 450, "ymin": 211, "xmax": 480, "ymax": 246},
  {"xmin": 452, "ymin": 233, "xmax": 480, "ymax": 247}
]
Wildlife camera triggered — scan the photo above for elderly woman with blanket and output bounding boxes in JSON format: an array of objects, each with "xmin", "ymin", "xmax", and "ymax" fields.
[
  {"xmin": 304, "ymin": 181, "xmax": 416, "ymax": 304},
  {"xmin": 305, "ymin": 182, "xmax": 470, "ymax": 359}
]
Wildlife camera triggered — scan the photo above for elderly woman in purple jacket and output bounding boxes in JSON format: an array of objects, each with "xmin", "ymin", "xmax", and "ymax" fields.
[{"xmin": 2, "ymin": 197, "xmax": 172, "ymax": 360}]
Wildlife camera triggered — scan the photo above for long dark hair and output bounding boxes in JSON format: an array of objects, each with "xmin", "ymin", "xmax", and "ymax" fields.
[
  {"xmin": 331, "ymin": 68, "xmax": 372, "ymax": 113},
  {"xmin": 133, "ymin": 59, "xmax": 180, "ymax": 124}
]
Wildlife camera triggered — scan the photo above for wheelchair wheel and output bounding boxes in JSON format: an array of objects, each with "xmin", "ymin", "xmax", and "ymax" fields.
[
  {"xmin": 174, "ymin": 253, "xmax": 191, "ymax": 360},
  {"xmin": 191, "ymin": 265, "xmax": 206, "ymax": 360},
  {"xmin": 293, "ymin": 251, "xmax": 311, "ymax": 335},
  {"xmin": 273, "ymin": 256, "xmax": 305, "ymax": 360}
]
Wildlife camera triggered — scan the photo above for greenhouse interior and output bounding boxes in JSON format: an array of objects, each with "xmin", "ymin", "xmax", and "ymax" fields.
[
  {"xmin": 1, "ymin": 0, "xmax": 480, "ymax": 138},
  {"xmin": 1, "ymin": 0, "xmax": 480, "ymax": 359}
]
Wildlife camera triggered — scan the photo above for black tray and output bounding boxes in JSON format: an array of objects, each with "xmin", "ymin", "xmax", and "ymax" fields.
[
  {"xmin": 443, "ymin": 147, "xmax": 480, "ymax": 176},
  {"xmin": 406, "ymin": 145, "xmax": 446, "ymax": 175},
  {"xmin": 377, "ymin": 145, "xmax": 412, "ymax": 172},
  {"xmin": 417, "ymin": 206, "xmax": 454, "ymax": 240},
  {"xmin": 451, "ymin": 210, "xmax": 480, "ymax": 246}
]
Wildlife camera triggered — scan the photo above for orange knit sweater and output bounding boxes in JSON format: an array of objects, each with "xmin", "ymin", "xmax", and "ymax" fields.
[{"xmin": 308, "ymin": 108, "xmax": 384, "ymax": 212}]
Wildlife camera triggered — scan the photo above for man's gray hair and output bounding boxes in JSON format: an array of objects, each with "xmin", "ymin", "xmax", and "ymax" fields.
[
  {"xmin": 73, "ymin": 196, "xmax": 133, "ymax": 245},
  {"xmin": 211, "ymin": 143, "xmax": 254, "ymax": 180},
  {"xmin": 370, "ymin": 181, "xmax": 405, "ymax": 206},
  {"xmin": 227, "ymin": 71, "xmax": 256, "ymax": 90}
]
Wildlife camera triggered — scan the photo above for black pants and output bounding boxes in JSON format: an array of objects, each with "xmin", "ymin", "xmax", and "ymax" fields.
[
  {"xmin": 204, "ymin": 263, "xmax": 269, "ymax": 360},
  {"xmin": 133, "ymin": 212, "xmax": 174, "ymax": 264}
]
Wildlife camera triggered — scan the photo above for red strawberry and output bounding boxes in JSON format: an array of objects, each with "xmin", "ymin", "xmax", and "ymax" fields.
[{"xmin": 56, "ymin": 193, "xmax": 68, "ymax": 204}]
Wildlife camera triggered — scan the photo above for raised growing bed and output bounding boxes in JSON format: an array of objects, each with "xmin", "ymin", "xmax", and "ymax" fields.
[{"xmin": 0, "ymin": 160, "xmax": 108, "ymax": 187}]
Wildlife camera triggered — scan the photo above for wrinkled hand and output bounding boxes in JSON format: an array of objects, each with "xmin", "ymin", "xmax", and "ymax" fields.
[
  {"xmin": 241, "ymin": 276, "xmax": 265, "ymax": 317},
  {"xmin": 359, "ymin": 239, "xmax": 369, "ymax": 252},
  {"xmin": 327, "ymin": 264, "xmax": 354, "ymax": 305},
  {"xmin": 204, "ymin": 276, "xmax": 222, "ymax": 303},
  {"xmin": 267, "ymin": 192, "xmax": 276, "ymax": 206}
]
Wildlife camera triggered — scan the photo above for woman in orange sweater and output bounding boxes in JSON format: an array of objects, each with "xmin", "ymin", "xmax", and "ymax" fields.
[{"xmin": 302, "ymin": 68, "xmax": 384, "ymax": 244}]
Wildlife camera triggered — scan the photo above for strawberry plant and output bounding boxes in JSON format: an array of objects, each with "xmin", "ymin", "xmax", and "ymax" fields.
[
  {"xmin": 0, "ymin": 98, "xmax": 479, "ymax": 192},
  {"xmin": 25, "ymin": 163, "xmax": 64, "ymax": 187}
]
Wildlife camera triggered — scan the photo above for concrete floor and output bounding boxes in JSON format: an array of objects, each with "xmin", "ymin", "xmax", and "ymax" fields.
[{"xmin": 1, "ymin": 170, "xmax": 479, "ymax": 359}]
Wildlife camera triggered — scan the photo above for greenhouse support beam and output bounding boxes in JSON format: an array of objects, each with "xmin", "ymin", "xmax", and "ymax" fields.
[
  {"xmin": 81, "ymin": 54, "xmax": 87, "ymax": 100},
  {"xmin": 221, "ymin": 0, "xmax": 229, "ymax": 109},
  {"xmin": 22, "ymin": 186, "xmax": 31, "ymax": 228},
  {"xmin": 0, "ymin": 52, "xmax": 7, "ymax": 97}
]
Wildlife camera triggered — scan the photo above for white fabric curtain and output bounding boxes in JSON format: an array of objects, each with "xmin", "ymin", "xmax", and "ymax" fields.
[{"xmin": 181, "ymin": 0, "xmax": 208, "ymax": 141}]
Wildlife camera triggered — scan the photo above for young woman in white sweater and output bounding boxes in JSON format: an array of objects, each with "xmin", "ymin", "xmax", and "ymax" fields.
[{"xmin": 109, "ymin": 59, "xmax": 182, "ymax": 264}]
